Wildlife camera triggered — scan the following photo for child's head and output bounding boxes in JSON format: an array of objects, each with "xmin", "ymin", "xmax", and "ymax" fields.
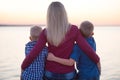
[
  {"xmin": 80, "ymin": 21, "xmax": 94, "ymax": 38},
  {"xmin": 30, "ymin": 26, "xmax": 42, "ymax": 41}
]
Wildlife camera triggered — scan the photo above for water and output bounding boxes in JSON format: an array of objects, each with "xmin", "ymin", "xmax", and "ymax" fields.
[{"xmin": 0, "ymin": 26, "xmax": 120, "ymax": 80}]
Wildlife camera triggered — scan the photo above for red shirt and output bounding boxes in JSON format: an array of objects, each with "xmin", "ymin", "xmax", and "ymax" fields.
[{"xmin": 21, "ymin": 25, "xmax": 99, "ymax": 73}]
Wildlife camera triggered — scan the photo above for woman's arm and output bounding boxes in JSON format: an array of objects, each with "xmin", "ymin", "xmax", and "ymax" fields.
[
  {"xmin": 21, "ymin": 29, "xmax": 47, "ymax": 70},
  {"xmin": 75, "ymin": 26, "xmax": 100, "ymax": 63},
  {"xmin": 47, "ymin": 53, "xmax": 75, "ymax": 66}
]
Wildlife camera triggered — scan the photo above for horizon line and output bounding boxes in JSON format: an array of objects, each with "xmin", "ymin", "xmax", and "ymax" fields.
[{"xmin": 0, "ymin": 24, "xmax": 120, "ymax": 27}]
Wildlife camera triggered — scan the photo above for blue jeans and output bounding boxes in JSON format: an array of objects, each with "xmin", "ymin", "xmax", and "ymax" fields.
[
  {"xmin": 44, "ymin": 70, "xmax": 76, "ymax": 80},
  {"xmin": 78, "ymin": 76, "xmax": 100, "ymax": 80}
]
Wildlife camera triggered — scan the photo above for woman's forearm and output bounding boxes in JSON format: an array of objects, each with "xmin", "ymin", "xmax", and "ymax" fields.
[
  {"xmin": 53, "ymin": 57, "xmax": 75, "ymax": 66},
  {"xmin": 47, "ymin": 53, "xmax": 75, "ymax": 66},
  {"xmin": 76, "ymin": 29, "xmax": 100, "ymax": 63}
]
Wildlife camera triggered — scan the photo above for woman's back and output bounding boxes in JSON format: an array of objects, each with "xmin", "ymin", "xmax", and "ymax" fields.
[
  {"xmin": 46, "ymin": 25, "xmax": 78, "ymax": 73},
  {"xmin": 21, "ymin": 24, "xmax": 99, "ymax": 73}
]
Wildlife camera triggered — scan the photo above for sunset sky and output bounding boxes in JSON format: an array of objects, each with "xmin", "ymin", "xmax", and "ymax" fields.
[{"xmin": 0, "ymin": 0, "xmax": 120, "ymax": 26}]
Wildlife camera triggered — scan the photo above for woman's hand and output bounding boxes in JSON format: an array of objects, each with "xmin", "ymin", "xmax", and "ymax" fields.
[{"xmin": 47, "ymin": 53, "xmax": 56, "ymax": 61}]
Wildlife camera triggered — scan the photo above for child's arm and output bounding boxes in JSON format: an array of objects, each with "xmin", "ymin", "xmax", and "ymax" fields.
[
  {"xmin": 97, "ymin": 61, "xmax": 101, "ymax": 75},
  {"xmin": 47, "ymin": 53, "xmax": 75, "ymax": 66},
  {"xmin": 20, "ymin": 69, "xmax": 23, "ymax": 80}
]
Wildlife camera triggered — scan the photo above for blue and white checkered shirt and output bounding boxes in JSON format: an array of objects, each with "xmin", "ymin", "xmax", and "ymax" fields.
[{"xmin": 21, "ymin": 41, "xmax": 48, "ymax": 80}]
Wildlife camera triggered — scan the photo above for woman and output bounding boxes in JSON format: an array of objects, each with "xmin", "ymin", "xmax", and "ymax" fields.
[{"xmin": 21, "ymin": 1, "xmax": 100, "ymax": 80}]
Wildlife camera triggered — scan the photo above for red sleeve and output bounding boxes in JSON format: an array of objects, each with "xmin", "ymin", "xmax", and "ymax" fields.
[
  {"xmin": 74, "ymin": 26, "xmax": 100, "ymax": 63},
  {"xmin": 21, "ymin": 29, "xmax": 47, "ymax": 70}
]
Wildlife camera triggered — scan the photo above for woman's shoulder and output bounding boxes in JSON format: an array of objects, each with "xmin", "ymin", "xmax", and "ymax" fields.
[
  {"xmin": 70, "ymin": 24, "xmax": 78, "ymax": 29},
  {"xmin": 42, "ymin": 28, "xmax": 47, "ymax": 32},
  {"xmin": 69, "ymin": 24, "xmax": 79, "ymax": 32},
  {"xmin": 65, "ymin": 24, "xmax": 79, "ymax": 37},
  {"xmin": 41, "ymin": 28, "xmax": 47, "ymax": 36}
]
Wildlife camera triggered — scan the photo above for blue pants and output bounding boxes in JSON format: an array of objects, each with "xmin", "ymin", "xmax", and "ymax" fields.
[
  {"xmin": 44, "ymin": 70, "xmax": 76, "ymax": 80},
  {"xmin": 78, "ymin": 76, "xmax": 100, "ymax": 80}
]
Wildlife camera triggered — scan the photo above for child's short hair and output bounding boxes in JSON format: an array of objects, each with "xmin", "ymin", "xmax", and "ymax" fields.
[
  {"xmin": 30, "ymin": 26, "xmax": 42, "ymax": 39},
  {"xmin": 80, "ymin": 21, "xmax": 94, "ymax": 38}
]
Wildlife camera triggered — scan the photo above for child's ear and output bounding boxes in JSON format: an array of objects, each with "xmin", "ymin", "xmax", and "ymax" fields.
[
  {"xmin": 29, "ymin": 36, "xmax": 32, "ymax": 41},
  {"xmin": 91, "ymin": 32, "xmax": 94, "ymax": 35},
  {"xmin": 89, "ymin": 32, "xmax": 94, "ymax": 37}
]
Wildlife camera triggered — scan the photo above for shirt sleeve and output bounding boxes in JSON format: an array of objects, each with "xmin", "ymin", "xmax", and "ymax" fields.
[
  {"xmin": 75, "ymin": 26, "xmax": 100, "ymax": 63},
  {"xmin": 70, "ymin": 44, "xmax": 80, "ymax": 62},
  {"xmin": 86, "ymin": 37, "xmax": 96, "ymax": 51},
  {"xmin": 92, "ymin": 37, "xmax": 96, "ymax": 51},
  {"xmin": 21, "ymin": 29, "xmax": 47, "ymax": 70},
  {"xmin": 25, "ymin": 43, "xmax": 32, "ymax": 56},
  {"xmin": 25, "ymin": 45, "xmax": 28, "ymax": 56}
]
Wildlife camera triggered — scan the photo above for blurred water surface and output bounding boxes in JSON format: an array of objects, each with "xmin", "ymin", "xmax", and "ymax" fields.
[{"xmin": 0, "ymin": 26, "xmax": 120, "ymax": 80}]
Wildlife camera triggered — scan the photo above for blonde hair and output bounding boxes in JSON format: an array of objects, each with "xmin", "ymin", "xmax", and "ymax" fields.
[
  {"xmin": 30, "ymin": 26, "xmax": 42, "ymax": 40},
  {"xmin": 80, "ymin": 21, "xmax": 94, "ymax": 38},
  {"xmin": 47, "ymin": 1, "xmax": 69, "ymax": 46}
]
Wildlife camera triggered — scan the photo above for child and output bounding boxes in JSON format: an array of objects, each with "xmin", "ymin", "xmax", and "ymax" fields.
[
  {"xmin": 47, "ymin": 21, "xmax": 101, "ymax": 80},
  {"xmin": 21, "ymin": 26, "xmax": 48, "ymax": 80}
]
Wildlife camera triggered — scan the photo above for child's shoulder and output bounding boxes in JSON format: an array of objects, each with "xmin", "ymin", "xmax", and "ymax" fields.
[
  {"xmin": 86, "ymin": 37, "xmax": 95, "ymax": 42},
  {"xmin": 26, "ymin": 41, "xmax": 37, "ymax": 46}
]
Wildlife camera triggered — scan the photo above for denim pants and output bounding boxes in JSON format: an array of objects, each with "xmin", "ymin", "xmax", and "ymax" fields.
[
  {"xmin": 44, "ymin": 70, "xmax": 76, "ymax": 80},
  {"xmin": 78, "ymin": 76, "xmax": 100, "ymax": 80}
]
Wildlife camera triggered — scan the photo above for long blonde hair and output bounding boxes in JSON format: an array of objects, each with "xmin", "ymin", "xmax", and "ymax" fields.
[{"xmin": 47, "ymin": 1, "xmax": 69, "ymax": 46}]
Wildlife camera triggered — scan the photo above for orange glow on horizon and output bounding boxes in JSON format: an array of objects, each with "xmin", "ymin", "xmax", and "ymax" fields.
[{"xmin": 0, "ymin": 0, "xmax": 120, "ymax": 26}]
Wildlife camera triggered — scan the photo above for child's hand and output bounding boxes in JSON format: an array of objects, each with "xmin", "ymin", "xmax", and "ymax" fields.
[
  {"xmin": 20, "ymin": 69, "xmax": 23, "ymax": 80},
  {"xmin": 47, "ymin": 53, "xmax": 56, "ymax": 61},
  {"xmin": 97, "ymin": 61, "xmax": 101, "ymax": 75}
]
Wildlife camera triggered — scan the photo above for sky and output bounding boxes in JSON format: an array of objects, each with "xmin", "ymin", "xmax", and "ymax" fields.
[{"xmin": 0, "ymin": 0, "xmax": 120, "ymax": 26}]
